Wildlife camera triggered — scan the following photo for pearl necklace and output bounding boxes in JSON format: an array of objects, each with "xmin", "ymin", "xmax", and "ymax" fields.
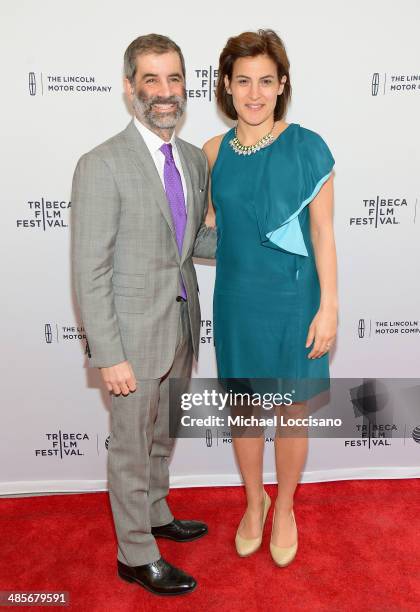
[{"xmin": 229, "ymin": 125, "xmax": 275, "ymax": 155}]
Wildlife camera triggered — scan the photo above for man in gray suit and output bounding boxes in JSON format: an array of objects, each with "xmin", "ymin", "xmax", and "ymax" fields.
[{"xmin": 71, "ymin": 34, "xmax": 216, "ymax": 596}]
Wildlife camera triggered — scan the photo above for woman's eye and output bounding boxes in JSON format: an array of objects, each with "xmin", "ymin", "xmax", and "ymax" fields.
[{"xmin": 262, "ymin": 79, "xmax": 273, "ymax": 85}]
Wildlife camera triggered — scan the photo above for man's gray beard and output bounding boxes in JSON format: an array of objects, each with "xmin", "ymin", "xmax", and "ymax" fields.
[{"xmin": 132, "ymin": 91, "xmax": 186, "ymax": 131}]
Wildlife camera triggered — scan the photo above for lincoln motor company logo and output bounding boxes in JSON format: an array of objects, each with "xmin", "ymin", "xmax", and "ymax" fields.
[
  {"xmin": 43, "ymin": 322, "xmax": 90, "ymax": 358},
  {"xmin": 29, "ymin": 71, "xmax": 37, "ymax": 96},
  {"xmin": 202, "ymin": 430, "xmax": 274, "ymax": 447},
  {"xmin": 357, "ymin": 318, "xmax": 419, "ymax": 339},
  {"xmin": 205, "ymin": 429, "xmax": 213, "ymax": 447},
  {"xmin": 28, "ymin": 71, "xmax": 112, "ymax": 95},
  {"xmin": 371, "ymin": 71, "xmax": 420, "ymax": 96},
  {"xmin": 358, "ymin": 319, "xmax": 366, "ymax": 339}
]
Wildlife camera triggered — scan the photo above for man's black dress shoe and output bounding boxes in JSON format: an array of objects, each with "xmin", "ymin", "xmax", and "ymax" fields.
[
  {"xmin": 151, "ymin": 519, "xmax": 208, "ymax": 542},
  {"xmin": 117, "ymin": 558, "xmax": 196, "ymax": 596}
]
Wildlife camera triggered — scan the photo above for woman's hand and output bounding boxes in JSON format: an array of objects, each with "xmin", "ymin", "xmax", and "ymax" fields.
[
  {"xmin": 305, "ymin": 306, "xmax": 337, "ymax": 359},
  {"xmin": 204, "ymin": 206, "xmax": 216, "ymax": 228}
]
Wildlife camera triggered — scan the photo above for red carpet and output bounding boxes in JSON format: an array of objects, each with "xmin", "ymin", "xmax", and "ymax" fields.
[{"xmin": 0, "ymin": 480, "xmax": 419, "ymax": 611}]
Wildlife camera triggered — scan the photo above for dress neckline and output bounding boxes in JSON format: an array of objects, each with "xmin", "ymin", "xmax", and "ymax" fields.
[{"xmin": 228, "ymin": 122, "xmax": 297, "ymax": 155}]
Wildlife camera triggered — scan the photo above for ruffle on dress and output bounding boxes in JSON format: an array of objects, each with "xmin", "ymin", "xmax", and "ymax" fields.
[{"xmin": 252, "ymin": 124, "xmax": 335, "ymax": 257}]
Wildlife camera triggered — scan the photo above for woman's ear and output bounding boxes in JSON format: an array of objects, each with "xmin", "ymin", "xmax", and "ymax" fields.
[
  {"xmin": 278, "ymin": 75, "xmax": 287, "ymax": 95},
  {"xmin": 224, "ymin": 74, "xmax": 232, "ymax": 95}
]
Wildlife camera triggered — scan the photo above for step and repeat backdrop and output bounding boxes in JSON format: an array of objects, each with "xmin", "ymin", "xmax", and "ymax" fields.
[{"xmin": 1, "ymin": 0, "xmax": 419, "ymax": 494}]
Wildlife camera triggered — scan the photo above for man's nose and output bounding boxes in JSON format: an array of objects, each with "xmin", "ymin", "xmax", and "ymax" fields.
[{"xmin": 157, "ymin": 79, "xmax": 172, "ymax": 98}]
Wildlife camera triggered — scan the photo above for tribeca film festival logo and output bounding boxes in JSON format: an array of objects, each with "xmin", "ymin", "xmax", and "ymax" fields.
[
  {"xmin": 349, "ymin": 196, "xmax": 416, "ymax": 228},
  {"xmin": 344, "ymin": 422, "xmax": 396, "ymax": 449},
  {"xmin": 345, "ymin": 380, "xmax": 398, "ymax": 449},
  {"xmin": 357, "ymin": 318, "xmax": 419, "ymax": 339},
  {"xmin": 28, "ymin": 71, "xmax": 112, "ymax": 96},
  {"xmin": 16, "ymin": 198, "xmax": 70, "ymax": 230},
  {"xmin": 35, "ymin": 431, "xmax": 90, "ymax": 458},
  {"xmin": 186, "ymin": 66, "xmax": 218, "ymax": 101},
  {"xmin": 200, "ymin": 319, "xmax": 213, "ymax": 344},
  {"xmin": 44, "ymin": 323, "xmax": 91, "ymax": 357},
  {"xmin": 371, "ymin": 72, "xmax": 420, "ymax": 96}
]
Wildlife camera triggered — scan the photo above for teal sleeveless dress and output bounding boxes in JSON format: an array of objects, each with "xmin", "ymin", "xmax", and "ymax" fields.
[{"xmin": 211, "ymin": 123, "xmax": 335, "ymax": 400}]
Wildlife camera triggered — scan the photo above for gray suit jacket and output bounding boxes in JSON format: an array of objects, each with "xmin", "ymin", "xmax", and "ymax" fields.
[{"xmin": 71, "ymin": 120, "xmax": 216, "ymax": 378}]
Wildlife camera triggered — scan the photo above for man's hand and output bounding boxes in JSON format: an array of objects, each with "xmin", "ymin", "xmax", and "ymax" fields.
[{"xmin": 100, "ymin": 360, "xmax": 137, "ymax": 396}]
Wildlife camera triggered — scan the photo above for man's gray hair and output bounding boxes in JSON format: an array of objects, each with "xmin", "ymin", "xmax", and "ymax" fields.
[{"xmin": 124, "ymin": 33, "xmax": 186, "ymax": 83}]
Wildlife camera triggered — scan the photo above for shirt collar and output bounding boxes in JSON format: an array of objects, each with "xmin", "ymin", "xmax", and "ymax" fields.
[{"xmin": 134, "ymin": 116, "xmax": 177, "ymax": 155}]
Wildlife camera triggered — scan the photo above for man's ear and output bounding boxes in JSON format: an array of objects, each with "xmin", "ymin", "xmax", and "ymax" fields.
[
  {"xmin": 124, "ymin": 77, "xmax": 134, "ymax": 100},
  {"xmin": 224, "ymin": 75, "xmax": 232, "ymax": 94}
]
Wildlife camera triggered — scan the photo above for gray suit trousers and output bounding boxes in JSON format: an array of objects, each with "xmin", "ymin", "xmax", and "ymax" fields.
[{"xmin": 107, "ymin": 301, "xmax": 192, "ymax": 566}]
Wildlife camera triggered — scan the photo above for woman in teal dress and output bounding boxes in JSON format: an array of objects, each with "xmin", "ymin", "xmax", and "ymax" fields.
[{"xmin": 203, "ymin": 30, "xmax": 338, "ymax": 567}]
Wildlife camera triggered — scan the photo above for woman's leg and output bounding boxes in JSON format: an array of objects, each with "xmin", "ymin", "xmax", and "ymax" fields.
[
  {"xmin": 232, "ymin": 435, "xmax": 266, "ymax": 538},
  {"xmin": 272, "ymin": 402, "xmax": 308, "ymax": 546}
]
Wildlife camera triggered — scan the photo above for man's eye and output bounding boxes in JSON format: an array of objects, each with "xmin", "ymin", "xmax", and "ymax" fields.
[
  {"xmin": 146, "ymin": 78, "xmax": 156, "ymax": 84},
  {"xmin": 170, "ymin": 77, "xmax": 181, "ymax": 83}
]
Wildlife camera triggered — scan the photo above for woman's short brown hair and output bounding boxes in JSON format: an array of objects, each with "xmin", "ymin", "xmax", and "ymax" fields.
[{"xmin": 216, "ymin": 29, "xmax": 291, "ymax": 121}]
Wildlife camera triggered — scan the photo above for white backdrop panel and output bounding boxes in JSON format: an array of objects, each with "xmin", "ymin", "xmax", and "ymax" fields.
[{"xmin": 0, "ymin": 0, "xmax": 419, "ymax": 494}]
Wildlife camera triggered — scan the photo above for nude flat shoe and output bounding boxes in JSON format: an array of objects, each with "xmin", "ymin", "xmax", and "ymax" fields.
[
  {"xmin": 235, "ymin": 489, "xmax": 271, "ymax": 557},
  {"xmin": 269, "ymin": 509, "xmax": 298, "ymax": 567}
]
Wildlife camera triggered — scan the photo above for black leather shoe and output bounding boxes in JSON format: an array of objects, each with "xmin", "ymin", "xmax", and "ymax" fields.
[
  {"xmin": 117, "ymin": 558, "xmax": 196, "ymax": 596},
  {"xmin": 151, "ymin": 519, "xmax": 208, "ymax": 542}
]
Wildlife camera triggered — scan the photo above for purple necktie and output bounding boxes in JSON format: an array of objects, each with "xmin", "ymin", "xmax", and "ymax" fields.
[{"xmin": 160, "ymin": 142, "xmax": 187, "ymax": 299}]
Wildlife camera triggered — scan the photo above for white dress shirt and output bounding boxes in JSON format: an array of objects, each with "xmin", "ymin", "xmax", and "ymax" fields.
[{"xmin": 134, "ymin": 116, "xmax": 188, "ymax": 210}]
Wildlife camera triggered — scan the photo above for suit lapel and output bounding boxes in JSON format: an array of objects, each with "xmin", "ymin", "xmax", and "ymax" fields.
[
  {"xmin": 176, "ymin": 138, "xmax": 200, "ymax": 263},
  {"xmin": 123, "ymin": 121, "xmax": 180, "ymax": 258},
  {"xmin": 123, "ymin": 121, "xmax": 200, "ymax": 264}
]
